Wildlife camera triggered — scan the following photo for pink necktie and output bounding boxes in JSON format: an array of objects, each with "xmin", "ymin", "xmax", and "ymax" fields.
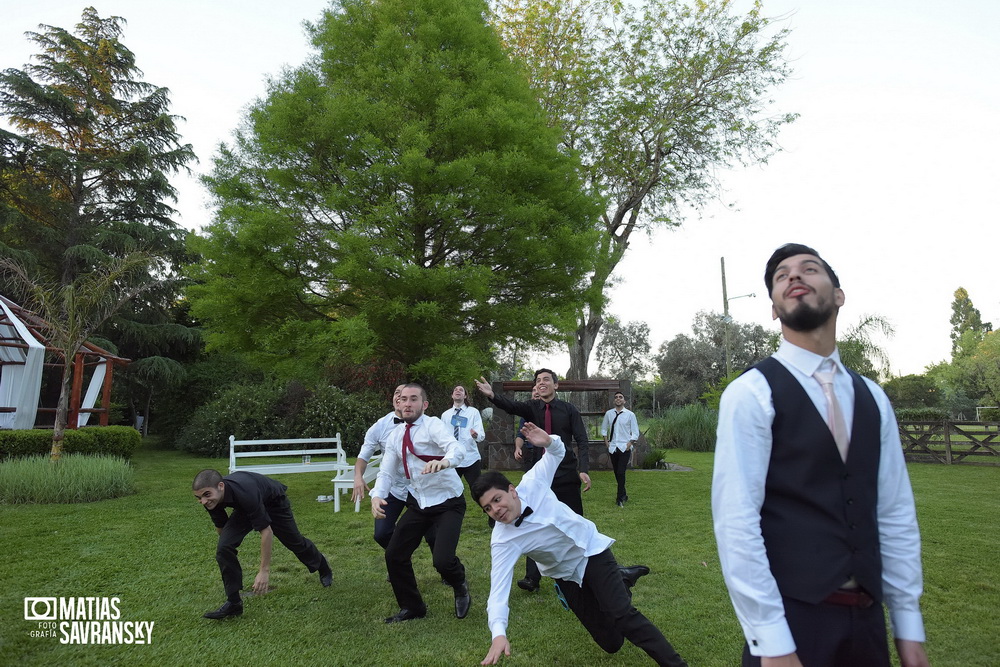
[{"xmin": 813, "ymin": 366, "xmax": 850, "ymax": 462}]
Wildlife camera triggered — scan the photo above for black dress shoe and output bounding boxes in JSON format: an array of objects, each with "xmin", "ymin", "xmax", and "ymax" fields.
[
  {"xmin": 384, "ymin": 606, "xmax": 427, "ymax": 623},
  {"xmin": 203, "ymin": 600, "xmax": 243, "ymax": 619},
  {"xmin": 620, "ymin": 565, "xmax": 650, "ymax": 589},
  {"xmin": 318, "ymin": 556, "xmax": 333, "ymax": 587},
  {"xmin": 517, "ymin": 577, "xmax": 540, "ymax": 592},
  {"xmin": 454, "ymin": 581, "xmax": 471, "ymax": 619}
]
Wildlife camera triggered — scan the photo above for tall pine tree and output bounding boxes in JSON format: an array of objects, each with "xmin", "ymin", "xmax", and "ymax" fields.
[{"xmin": 0, "ymin": 8, "xmax": 199, "ymax": 428}]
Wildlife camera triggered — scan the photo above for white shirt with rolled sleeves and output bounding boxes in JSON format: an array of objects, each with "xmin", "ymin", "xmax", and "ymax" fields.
[
  {"xmin": 711, "ymin": 339, "xmax": 926, "ymax": 657},
  {"xmin": 360, "ymin": 411, "xmax": 408, "ymax": 502},
  {"xmin": 485, "ymin": 436, "xmax": 615, "ymax": 640},
  {"xmin": 441, "ymin": 405, "xmax": 485, "ymax": 467},
  {"xmin": 601, "ymin": 407, "xmax": 638, "ymax": 453},
  {"xmin": 371, "ymin": 414, "xmax": 464, "ymax": 509}
]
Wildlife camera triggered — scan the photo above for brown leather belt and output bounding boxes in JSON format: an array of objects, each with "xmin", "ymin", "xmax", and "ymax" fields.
[{"xmin": 824, "ymin": 588, "xmax": 875, "ymax": 608}]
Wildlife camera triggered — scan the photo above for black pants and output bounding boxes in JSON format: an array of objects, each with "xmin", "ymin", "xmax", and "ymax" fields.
[
  {"xmin": 525, "ymin": 471, "xmax": 583, "ymax": 583},
  {"xmin": 456, "ymin": 460, "xmax": 482, "ymax": 493},
  {"xmin": 521, "ymin": 446, "xmax": 544, "ymax": 473},
  {"xmin": 558, "ymin": 549, "xmax": 687, "ymax": 667},
  {"xmin": 385, "ymin": 493, "xmax": 466, "ymax": 610},
  {"xmin": 741, "ymin": 595, "xmax": 890, "ymax": 667},
  {"xmin": 216, "ymin": 497, "xmax": 323, "ymax": 602},
  {"xmin": 374, "ymin": 493, "xmax": 406, "ymax": 549},
  {"xmin": 610, "ymin": 448, "xmax": 629, "ymax": 503}
]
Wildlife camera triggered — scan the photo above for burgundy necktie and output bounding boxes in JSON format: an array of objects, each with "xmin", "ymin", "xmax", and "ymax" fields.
[
  {"xmin": 401, "ymin": 422, "xmax": 442, "ymax": 478},
  {"xmin": 402, "ymin": 424, "xmax": 415, "ymax": 479},
  {"xmin": 544, "ymin": 403, "xmax": 552, "ymax": 434}
]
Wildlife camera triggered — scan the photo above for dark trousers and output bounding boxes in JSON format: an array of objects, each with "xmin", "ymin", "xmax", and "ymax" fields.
[
  {"xmin": 374, "ymin": 493, "xmax": 406, "ymax": 549},
  {"xmin": 558, "ymin": 549, "xmax": 687, "ymax": 667},
  {"xmin": 216, "ymin": 497, "xmax": 323, "ymax": 602},
  {"xmin": 525, "ymin": 471, "xmax": 583, "ymax": 583},
  {"xmin": 521, "ymin": 446, "xmax": 544, "ymax": 472},
  {"xmin": 610, "ymin": 448, "xmax": 629, "ymax": 503},
  {"xmin": 741, "ymin": 595, "xmax": 890, "ymax": 667},
  {"xmin": 385, "ymin": 493, "xmax": 466, "ymax": 610},
  {"xmin": 456, "ymin": 460, "xmax": 482, "ymax": 493}
]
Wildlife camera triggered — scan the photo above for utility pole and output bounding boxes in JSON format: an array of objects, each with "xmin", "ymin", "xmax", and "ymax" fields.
[
  {"xmin": 721, "ymin": 257, "xmax": 732, "ymax": 377},
  {"xmin": 721, "ymin": 257, "xmax": 754, "ymax": 378}
]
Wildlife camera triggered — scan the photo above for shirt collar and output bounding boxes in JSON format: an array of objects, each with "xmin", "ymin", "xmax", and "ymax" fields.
[{"xmin": 776, "ymin": 338, "xmax": 846, "ymax": 377}]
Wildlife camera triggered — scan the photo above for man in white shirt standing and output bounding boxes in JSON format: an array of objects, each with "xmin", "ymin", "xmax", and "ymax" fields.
[
  {"xmin": 353, "ymin": 384, "xmax": 409, "ymax": 549},
  {"xmin": 371, "ymin": 383, "xmax": 471, "ymax": 623},
  {"xmin": 441, "ymin": 384, "xmax": 485, "ymax": 492},
  {"xmin": 601, "ymin": 391, "xmax": 639, "ymax": 507},
  {"xmin": 473, "ymin": 422, "xmax": 687, "ymax": 666},
  {"xmin": 712, "ymin": 243, "xmax": 929, "ymax": 667}
]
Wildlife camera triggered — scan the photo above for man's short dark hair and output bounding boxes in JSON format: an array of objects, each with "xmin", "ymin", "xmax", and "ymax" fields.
[
  {"xmin": 193, "ymin": 469, "xmax": 223, "ymax": 490},
  {"xmin": 764, "ymin": 243, "xmax": 840, "ymax": 293},
  {"xmin": 534, "ymin": 368, "xmax": 558, "ymax": 384},
  {"xmin": 614, "ymin": 391, "xmax": 625, "ymax": 399},
  {"xmin": 401, "ymin": 382, "xmax": 428, "ymax": 402},
  {"xmin": 471, "ymin": 471, "xmax": 513, "ymax": 506}
]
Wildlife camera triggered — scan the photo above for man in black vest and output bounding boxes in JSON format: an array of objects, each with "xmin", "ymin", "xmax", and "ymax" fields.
[{"xmin": 712, "ymin": 244, "xmax": 929, "ymax": 667}]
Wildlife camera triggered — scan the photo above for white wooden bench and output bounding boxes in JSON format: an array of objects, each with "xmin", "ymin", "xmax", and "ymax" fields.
[{"xmin": 228, "ymin": 434, "xmax": 378, "ymax": 512}]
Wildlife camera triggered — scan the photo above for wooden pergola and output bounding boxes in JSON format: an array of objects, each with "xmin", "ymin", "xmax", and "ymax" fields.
[{"xmin": 0, "ymin": 295, "xmax": 129, "ymax": 429}]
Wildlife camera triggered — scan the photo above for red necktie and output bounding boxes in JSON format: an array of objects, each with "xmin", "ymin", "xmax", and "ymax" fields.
[
  {"xmin": 544, "ymin": 403, "xmax": 552, "ymax": 434},
  {"xmin": 401, "ymin": 422, "xmax": 443, "ymax": 479},
  {"xmin": 402, "ymin": 424, "xmax": 415, "ymax": 479}
]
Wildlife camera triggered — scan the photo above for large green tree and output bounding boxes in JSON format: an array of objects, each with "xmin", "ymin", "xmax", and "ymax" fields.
[
  {"xmin": 0, "ymin": 8, "xmax": 199, "ymax": 426},
  {"xmin": 595, "ymin": 316, "xmax": 652, "ymax": 380},
  {"xmin": 656, "ymin": 310, "xmax": 775, "ymax": 406},
  {"xmin": 190, "ymin": 0, "xmax": 601, "ymax": 384},
  {"xmin": 950, "ymin": 287, "xmax": 992, "ymax": 359},
  {"xmin": 491, "ymin": 0, "xmax": 796, "ymax": 378}
]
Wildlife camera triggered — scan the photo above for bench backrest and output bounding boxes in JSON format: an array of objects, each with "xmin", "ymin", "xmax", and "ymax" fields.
[{"xmin": 228, "ymin": 434, "xmax": 346, "ymax": 475}]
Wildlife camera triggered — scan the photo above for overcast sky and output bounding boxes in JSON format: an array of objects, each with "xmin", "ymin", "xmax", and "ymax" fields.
[{"xmin": 3, "ymin": 0, "xmax": 998, "ymax": 378}]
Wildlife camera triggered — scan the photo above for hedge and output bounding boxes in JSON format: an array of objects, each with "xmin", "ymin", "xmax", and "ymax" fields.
[{"xmin": 0, "ymin": 426, "xmax": 141, "ymax": 460}]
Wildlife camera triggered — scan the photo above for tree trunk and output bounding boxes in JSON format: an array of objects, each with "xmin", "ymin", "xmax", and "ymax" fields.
[
  {"xmin": 566, "ymin": 310, "xmax": 603, "ymax": 380},
  {"xmin": 50, "ymin": 363, "xmax": 73, "ymax": 462}
]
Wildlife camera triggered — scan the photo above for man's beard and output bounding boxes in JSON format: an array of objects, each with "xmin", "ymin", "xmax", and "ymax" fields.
[{"xmin": 776, "ymin": 299, "xmax": 836, "ymax": 332}]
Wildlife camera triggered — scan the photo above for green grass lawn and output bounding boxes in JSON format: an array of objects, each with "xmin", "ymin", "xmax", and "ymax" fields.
[{"xmin": 1, "ymin": 444, "xmax": 998, "ymax": 666}]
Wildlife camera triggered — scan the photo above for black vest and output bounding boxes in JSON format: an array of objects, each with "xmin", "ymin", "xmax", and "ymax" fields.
[{"xmin": 755, "ymin": 356, "xmax": 883, "ymax": 603}]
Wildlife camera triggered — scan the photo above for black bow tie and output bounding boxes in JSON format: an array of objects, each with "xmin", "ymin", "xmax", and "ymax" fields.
[
  {"xmin": 514, "ymin": 506, "xmax": 533, "ymax": 527},
  {"xmin": 393, "ymin": 417, "xmax": 404, "ymax": 424}
]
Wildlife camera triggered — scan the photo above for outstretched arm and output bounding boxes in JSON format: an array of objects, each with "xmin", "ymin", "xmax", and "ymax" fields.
[
  {"xmin": 474, "ymin": 376, "xmax": 495, "ymax": 399},
  {"xmin": 253, "ymin": 525, "xmax": 274, "ymax": 594}
]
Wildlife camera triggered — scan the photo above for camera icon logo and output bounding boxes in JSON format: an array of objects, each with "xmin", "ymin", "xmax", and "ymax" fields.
[{"xmin": 24, "ymin": 597, "xmax": 58, "ymax": 621}]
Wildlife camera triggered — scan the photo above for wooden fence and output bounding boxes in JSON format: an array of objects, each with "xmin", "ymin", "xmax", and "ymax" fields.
[{"xmin": 898, "ymin": 421, "xmax": 1000, "ymax": 466}]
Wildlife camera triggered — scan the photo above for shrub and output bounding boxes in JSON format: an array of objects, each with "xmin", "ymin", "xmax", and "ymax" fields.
[
  {"xmin": 78, "ymin": 426, "xmax": 141, "ymax": 458},
  {"xmin": 175, "ymin": 380, "xmax": 287, "ymax": 456},
  {"xmin": 895, "ymin": 407, "xmax": 949, "ymax": 422},
  {"xmin": 175, "ymin": 380, "xmax": 386, "ymax": 457},
  {"xmin": 645, "ymin": 403, "xmax": 718, "ymax": 452},
  {"xmin": 0, "ymin": 454, "xmax": 135, "ymax": 503},
  {"xmin": 641, "ymin": 448, "xmax": 668, "ymax": 469},
  {"xmin": 0, "ymin": 426, "xmax": 140, "ymax": 459}
]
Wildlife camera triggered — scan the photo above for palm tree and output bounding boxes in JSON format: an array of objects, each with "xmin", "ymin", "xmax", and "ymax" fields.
[
  {"xmin": 1, "ymin": 254, "xmax": 155, "ymax": 461},
  {"xmin": 840, "ymin": 314, "xmax": 895, "ymax": 381}
]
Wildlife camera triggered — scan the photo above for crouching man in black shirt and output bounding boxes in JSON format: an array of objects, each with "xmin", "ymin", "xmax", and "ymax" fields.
[{"xmin": 193, "ymin": 469, "xmax": 333, "ymax": 619}]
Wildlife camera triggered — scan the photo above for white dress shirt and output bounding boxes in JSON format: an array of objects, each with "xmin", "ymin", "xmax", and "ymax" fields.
[
  {"xmin": 359, "ymin": 411, "xmax": 407, "ymax": 501},
  {"xmin": 601, "ymin": 407, "xmax": 639, "ymax": 453},
  {"xmin": 371, "ymin": 414, "xmax": 464, "ymax": 509},
  {"xmin": 712, "ymin": 339, "xmax": 925, "ymax": 657},
  {"xmin": 441, "ymin": 404, "xmax": 485, "ymax": 467},
  {"xmin": 486, "ymin": 436, "xmax": 615, "ymax": 639}
]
